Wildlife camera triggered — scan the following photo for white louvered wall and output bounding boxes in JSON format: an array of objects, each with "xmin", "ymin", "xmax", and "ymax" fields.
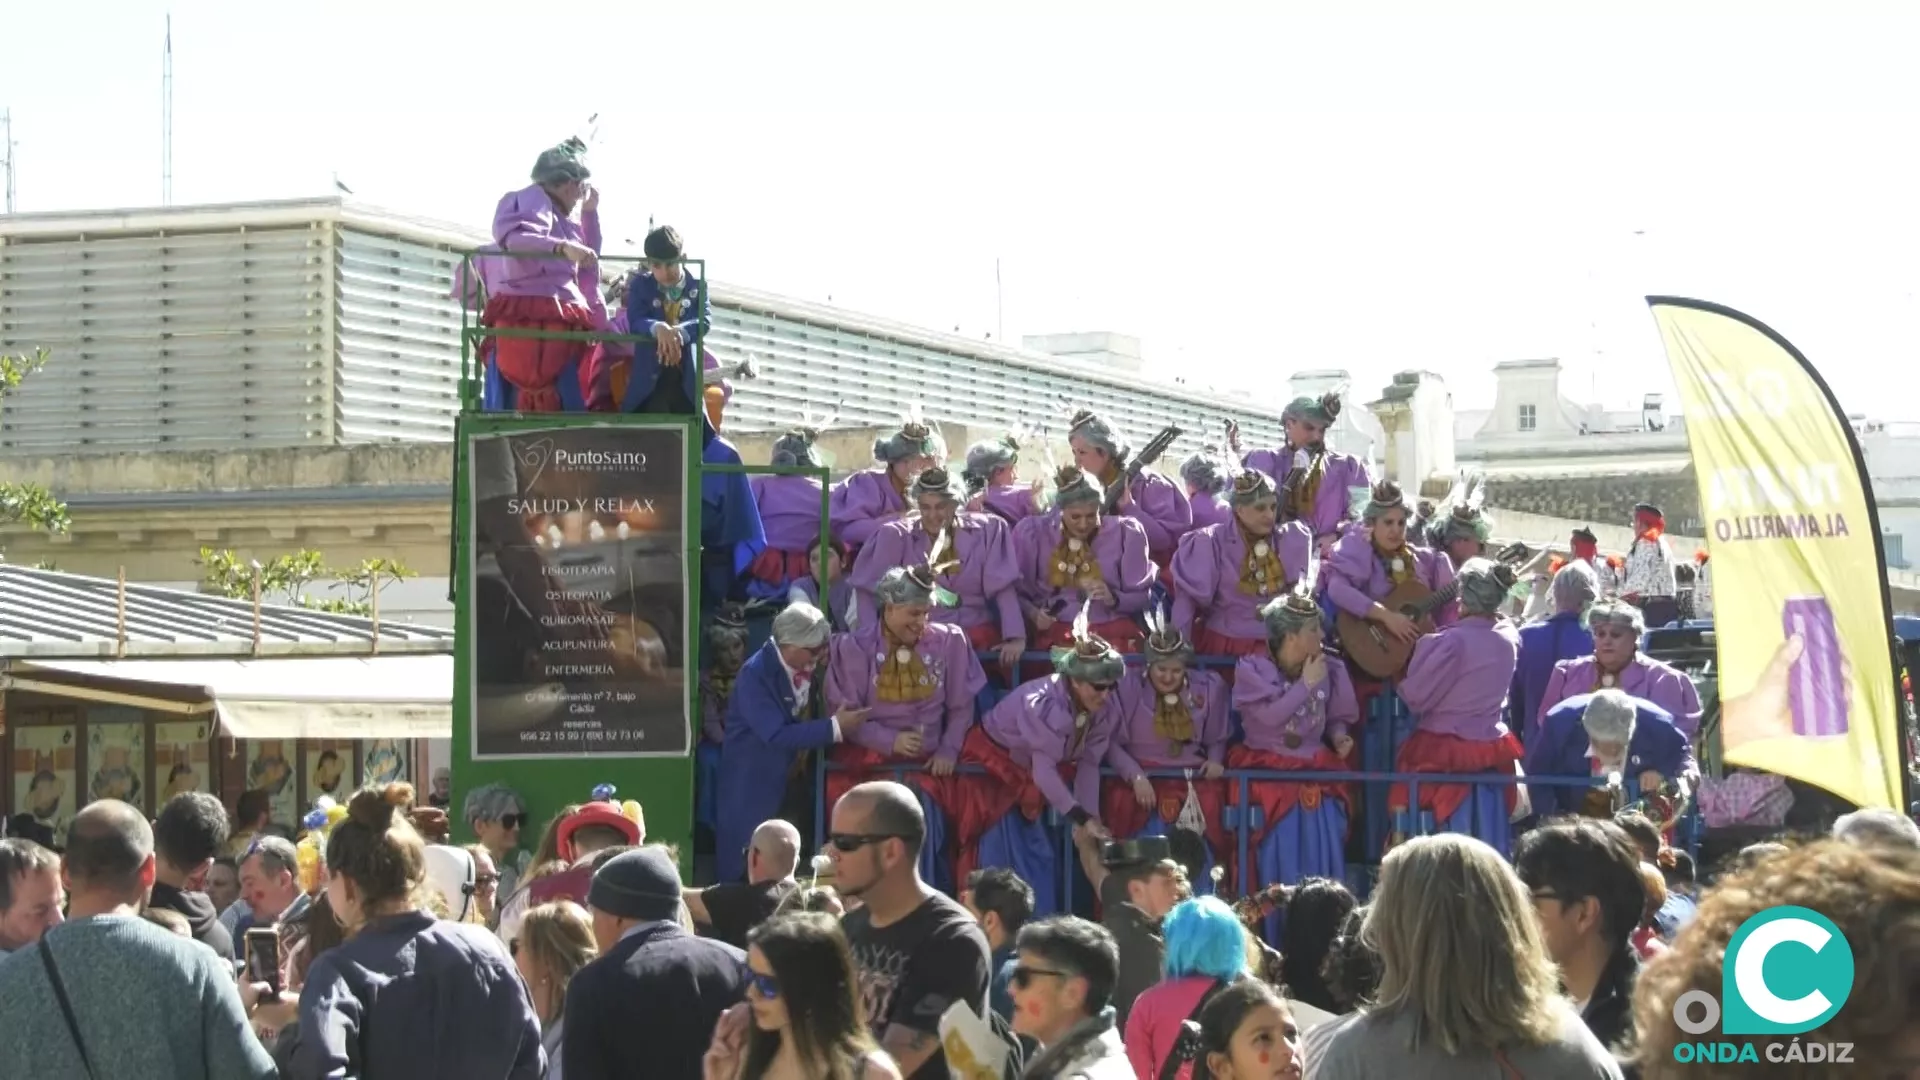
[{"xmin": 1, "ymin": 199, "xmax": 1287, "ymax": 460}]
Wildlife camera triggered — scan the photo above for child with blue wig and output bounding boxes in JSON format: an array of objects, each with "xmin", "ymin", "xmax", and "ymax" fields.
[{"xmin": 1121, "ymin": 896, "xmax": 1251, "ymax": 1079}]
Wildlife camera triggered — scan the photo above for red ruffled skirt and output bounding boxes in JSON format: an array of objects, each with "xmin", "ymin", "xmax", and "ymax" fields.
[
  {"xmin": 948, "ymin": 727, "xmax": 1075, "ymax": 886},
  {"xmin": 747, "ymin": 548, "xmax": 813, "ymax": 588},
  {"xmin": 483, "ymin": 295, "xmax": 596, "ymax": 413},
  {"xmin": 1389, "ymin": 729, "xmax": 1525, "ymax": 826},
  {"xmin": 1226, "ymin": 745, "xmax": 1353, "ymax": 845},
  {"xmin": 1100, "ymin": 773, "xmax": 1230, "ymax": 869}
]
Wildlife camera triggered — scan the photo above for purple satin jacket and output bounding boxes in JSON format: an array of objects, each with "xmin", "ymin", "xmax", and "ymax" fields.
[
  {"xmin": 1104, "ymin": 667, "xmax": 1231, "ymax": 778},
  {"xmin": 1010, "ymin": 513, "xmax": 1154, "ymax": 625},
  {"xmin": 489, "ymin": 183, "xmax": 604, "ymax": 318},
  {"xmin": 1324, "ymin": 529, "xmax": 1457, "ymax": 627},
  {"xmin": 822, "ymin": 622, "xmax": 985, "ymax": 758},
  {"xmin": 982, "ymin": 675, "xmax": 1121, "ymax": 819},
  {"xmin": 750, "ymin": 474, "xmax": 828, "ymax": 553},
  {"xmin": 849, "ymin": 514, "xmax": 1023, "ymax": 641},
  {"xmin": 828, "ymin": 470, "xmax": 908, "ymax": 550},
  {"xmin": 1538, "ymin": 653, "xmax": 1704, "ymax": 744},
  {"xmin": 1396, "ymin": 617, "xmax": 1521, "ymax": 741},
  {"xmin": 1233, "ymin": 650, "xmax": 1360, "ymax": 758},
  {"xmin": 1170, "ymin": 520, "xmax": 1314, "ymax": 641},
  {"xmin": 1240, "ymin": 448, "xmax": 1370, "ymax": 541}
]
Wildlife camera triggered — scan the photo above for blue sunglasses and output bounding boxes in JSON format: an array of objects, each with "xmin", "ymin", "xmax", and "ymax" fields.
[{"xmin": 749, "ymin": 971, "xmax": 780, "ymax": 999}]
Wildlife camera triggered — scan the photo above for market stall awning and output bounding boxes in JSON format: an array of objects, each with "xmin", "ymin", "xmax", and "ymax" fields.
[{"xmin": 8, "ymin": 655, "xmax": 452, "ymax": 740}]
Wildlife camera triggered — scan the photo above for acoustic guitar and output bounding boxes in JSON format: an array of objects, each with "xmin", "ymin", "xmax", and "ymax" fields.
[{"xmin": 1336, "ymin": 541, "xmax": 1531, "ymax": 679}]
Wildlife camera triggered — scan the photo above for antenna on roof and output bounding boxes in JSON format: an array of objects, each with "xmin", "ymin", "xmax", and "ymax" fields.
[
  {"xmin": 2, "ymin": 107, "xmax": 15, "ymax": 214},
  {"xmin": 162, "ymin": 14, "xmax": 173, "ymax": 206}
]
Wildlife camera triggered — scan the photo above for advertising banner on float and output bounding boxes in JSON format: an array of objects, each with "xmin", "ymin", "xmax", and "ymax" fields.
[
  {"xmin": 468, "ymin": 423, "xmax": 691, "ymax": 759},
  {"xmin": 1648, "ymin": 297, "xmax": 1903, "ymax": 809}
]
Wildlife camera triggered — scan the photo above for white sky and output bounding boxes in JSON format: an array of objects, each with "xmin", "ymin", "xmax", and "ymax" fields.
[{"xmin": 7, "ymin": 1, "xmax": 1920, "ymax": 417}]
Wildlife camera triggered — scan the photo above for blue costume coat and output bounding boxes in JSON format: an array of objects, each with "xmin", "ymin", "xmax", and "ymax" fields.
[
  {"xmin": 1522, "ymin": 692, "xmax": 1693, "ymax": 818},
  {"xmin": 715, "ymin": 641, "xmax": 838, "ymax": 882},
  {"xmin": 1510, "ymin": 612, "xmax": 1593, "ymax": 738},
  {"xmin": 622, "ymin": 269, "xmax": 712, "ymax": 413}
]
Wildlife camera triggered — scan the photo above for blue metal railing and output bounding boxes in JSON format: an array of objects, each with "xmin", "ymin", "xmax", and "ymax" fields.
[{"xmin": 803, "ymin": 646, "xmax": 1704, "ymax": 908}]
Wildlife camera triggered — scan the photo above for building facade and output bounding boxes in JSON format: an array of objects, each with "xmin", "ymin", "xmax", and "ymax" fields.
[{"xmin": 0, "ymin": 197, "xmax": 1295, "ymax": 464}]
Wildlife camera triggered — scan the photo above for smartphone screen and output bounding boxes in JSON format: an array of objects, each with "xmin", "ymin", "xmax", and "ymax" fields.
[{"xmin": 245, "ymin": 927, "xmax": 281, "ymax": 994}]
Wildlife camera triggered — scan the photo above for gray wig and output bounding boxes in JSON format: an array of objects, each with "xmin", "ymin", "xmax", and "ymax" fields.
[
  {"xmin": 874, "ymin": 566, "xmax": 938, "ymax": 610},
  {"xmin": 1067, "ymin": 409, "xmax": 1131, "ymax": 463},
  {"xmin": 771, "ymin": 602, "xmax": 831, "ymax": 649},
  {"xmin": 770, "ymin": 429, "xmax": 823, "ymax": 469},
  {"xmin": 1179, "ymin": 450, "xmax": 1227, "ymax": 496},
  {"xmin": 1581, "ymin": 689, "xmax": 1639, "ymax": 747},
  {"xmin": 1361, "ymin": 481, "xmax": 1408, "ymax": 526},
  {"xmin": 462, "ymin": 782, "xmax": 526, "ymax": 827},
  {"xmin": 1260, "ymin": 594, "xmax": 1323, "ymax": 644},
  {"xmin": 530, "ymin": 137, "xmax": 590, "ymax": 185},
  {"xmin": 1585, "ymin": 599, "xmax": 1646, "ymax": 637},
  {"xmin": 1052, "ymin": 466, "xmax": 1104, "ymax": 510},
  {"xmin": 1228, "ymin": 469, "xmax": 1278, "ymax": 508},
  {"xmin": 1551, "ymin": 562, "xmax": 1599, "ymax": 615},
  {"xmin": 965, "ymin": 437, "xmax": 1020, "ymax": 484},
  {"xmin": 1455, "ymin": 557, "xmax": 1515, "ymax": 617},
  {"xmin": 910, "ymin": 466, "xmax": 965, "ymax": 505},
  {"xmin": 874, "ymin": 423, "xmax": 944, "ymax": 465}
]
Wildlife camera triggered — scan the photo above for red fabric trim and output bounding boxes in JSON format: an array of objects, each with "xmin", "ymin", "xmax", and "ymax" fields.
[
  {"xmin": 482, "ymin": 296, "xmax": 596, "ymax": 413},
  {"xmin": 962, "ymin": 621, "xmax": 1004, "ymax": 650},
  {"xmin": 1100, "ymin": 774, "xmax": 1231, "ymax": 877},
  {"xmin": 1226, "ymin": 745, "xmax": 1351, "ymax": 845},
  {"xmin": 1388, "ymin": 729, "xmax": 1524, "ymax": 824},
  {"xmin": 747, "ymin": 548, "xmax": 813, "ymax": 586}
]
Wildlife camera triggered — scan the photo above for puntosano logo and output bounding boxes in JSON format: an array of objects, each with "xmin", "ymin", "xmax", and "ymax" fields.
[
  {"xmin": 1669, "ymin": 905, "xmax": 1856, "ymax": 1065},
  {"xmin": 554, "ymin": 449, "xmax": 649, "ymax": 469}
]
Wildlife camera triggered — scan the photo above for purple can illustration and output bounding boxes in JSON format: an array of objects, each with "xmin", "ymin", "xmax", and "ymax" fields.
[{"xmin": 1782, "ymin": 595, "xmax": 1848, "ymax": 738}]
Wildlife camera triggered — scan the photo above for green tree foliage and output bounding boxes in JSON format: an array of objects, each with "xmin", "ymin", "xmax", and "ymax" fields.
[
  {"xmin": 0, "ymin": 349, "xmax": 71, "ymax": 540},
  {"xmin": 196, "ymin": 547, "xmax": 415, "ymax": 617}
]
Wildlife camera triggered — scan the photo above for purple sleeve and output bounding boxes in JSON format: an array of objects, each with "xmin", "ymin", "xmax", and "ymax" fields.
[
  {"xmin": 1674, "ymin": 671, "xmax": 1703, "ymax": 746},
  {"xmin": 1324, "ymin": 537, "xmax": 1377, "ymax": 620},
  {"xmin": 1169, "ymin": 528, "xmax": 1216, "ymax": 637},
  {"xmin": 941, "ymin": 635, "xmax": 987, "ymax": 756},
  {"xmin": 1010, "ymin": 515, "xmax": 1047, "ymax": 619},
  {"xmin": 580, "ymin": 205, "xmax": 603, "ymax": 254},
  {"xmin": 849, "ymin": 714, "xmax": 899, "ymax": 756},
  {"xmin": 494, "ymin": 189, "xmax": 555, "ymax": 253},
  {"xmin": 1427, "ymin": 550, "xmax": 1460, "ymax": 627},
  {"xmin": 1126, "ymin": 474, "xmax": 1193, "ymax": 557},
  {"xmin": 823, "ymin": 635, "xmax": 864, "ymax": 714},
  {"xmin": 1232, "ymin": 656, "xmax": 1314, "ymax": 736},
  {"xmin": 976, "ymin": 518, "xmax": 1026, "ymax": 640},
  {"xmin": 1396, "ymin": 631, "xmax": 1458, "ymax": 714},
  {"xmin": 1278, "ymin": 522, "xmax": 1313, "ymax": 589},
  {"xmin": 1325, "ymin": 660, "xmax": 1359, "ymax": 739},
  {"xmin": 1032, "ymin": 749, "xmax": 1079, "ymax": 819},
  {"xmin": 1073, "ymin": 737, "xmax": 1106, "ymax": 818},
  {"xmin": 1111, "ymin": 519, "xmax": 1154, "ymax": 614},
  {"xmin": 1199, "ymin": 671, "xmax": 1232, "ymax": 764},
  {"xmin": 1103, "ymin": 681, "xmax": 1145, "ymax": 782},
  {"xmin": 830, "ymin": 474, "xmax": 893, "ymax": 549},
  {"xmin": 847, "ymin": 525, "xmax": 903, "ymax": 630},
  {"xmin": 1536, "ymin": 663, "xmax": 1572, "ymax": 734}
]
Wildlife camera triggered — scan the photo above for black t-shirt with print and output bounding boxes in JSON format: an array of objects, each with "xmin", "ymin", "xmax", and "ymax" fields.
[{"xmin": 843, "ymin": 891, "xmax": 991, "ymax": 1080}]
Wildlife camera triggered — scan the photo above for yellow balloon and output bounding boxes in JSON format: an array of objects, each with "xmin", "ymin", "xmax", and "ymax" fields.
[{"xmin": 621, "ymin": 800, "xmax": 644, "ymax": 826}]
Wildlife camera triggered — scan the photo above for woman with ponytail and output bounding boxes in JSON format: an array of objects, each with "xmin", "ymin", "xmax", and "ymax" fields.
[{"xmin": 286, "ymin": 782, "xmax": 545, "ymax": 1079}]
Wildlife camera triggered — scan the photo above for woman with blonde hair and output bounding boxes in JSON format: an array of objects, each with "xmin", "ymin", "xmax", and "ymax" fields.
[
  {"xmin": 516, "ymin": 901, "xmax": 599, "ymax": 1080},
  {"xmin": 1309, "ymin": 834, "xmax": 1621, "ymax": 1078}
]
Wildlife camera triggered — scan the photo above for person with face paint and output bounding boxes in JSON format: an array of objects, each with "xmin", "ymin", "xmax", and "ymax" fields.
[
  {"xmin": 1172, "ymin": 470, "xmax": 1315, "ymax": 661},
  {"xmin": 1389, "ymin": 558, "xmax": 1529, "ymax": 856},
  {"xmin": 957, "ymin": 611, "xmax": 1128, "ymax": 916},
  {"xmin": 1011, "ymin": 465, "xmax": 1154, "ymax": 676},
  {"xmin": 1230, "ymin": 574, "xmax": 1358, "ymax": 901},
  {"xmin": 483, "ymin": 136, "xmax": 604, "ymax": 413},
  {"xmin": 1167, "ymin": 979, "xmax": 1304, "ymax": 1080},
  {"xmin": 830, "ymin": 417, "xmax": 944, "ymax": 558},
  {"xmin": 851, "ymin": 466, "xmax": 1026, "ymax": 672},
  {"xmin": 1509, "ymin": 562, "xmax": 1599, "ymax": 737},
  {"xmin": 823, "ymin": 564, "xmax": 986, "ymax": 893},
  {"xmin": 1522, "ymin": 688, "xmax": 1695, "ymax": 821},
  {"xmin": 963, "ymin": 434, "xmax": 1041, "ymax": 527},
  {"xmin": 747, "ymin": 424, "xmax": 834, "ymax": 599},
  {"xmin": 1066, "ymin": 409, "xmax": 1195, "ymax": 569},
  {"xmin": 1098, "ymin": 614, "xmax": 1232, "ymax": 878},
  {"xmin": 1535, "ymin": 599, "xmax": 1703, "ymax": 745},
  {"xmin": 1180, "ymin": 447, "xmax": 1234, "ymax": 532},
  {"xmin": 1236, "ymin": 392, "xmax": 1370, "ymax": 558}
]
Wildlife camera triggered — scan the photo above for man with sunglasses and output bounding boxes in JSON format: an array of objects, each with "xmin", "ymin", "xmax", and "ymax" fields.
[
  {"xmin": 463, "ymin": 782, "xmax": 533, "ymax": 902},
  {"xmin": 1006, "ymin": 916, "xmax": 1130, "ymax": 1079},
  {"xmin": 832, "ymin": 781, "xmax": 991, "ymax": 1080}
]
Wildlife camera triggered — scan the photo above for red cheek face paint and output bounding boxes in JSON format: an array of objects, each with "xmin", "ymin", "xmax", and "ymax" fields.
[
  {"xmin": 1022, "ymin": 999, "xmax": 1043, "ymax": 1017},
  {"xmin": 1257, "ymin": 1051, "xmax": 1271, "ymax": 1066}
]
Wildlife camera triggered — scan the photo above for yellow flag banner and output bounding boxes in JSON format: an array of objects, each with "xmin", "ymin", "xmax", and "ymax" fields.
[{"xmin": 1649, "ymin": 297, "xmax": 1903, "ymax": 809}]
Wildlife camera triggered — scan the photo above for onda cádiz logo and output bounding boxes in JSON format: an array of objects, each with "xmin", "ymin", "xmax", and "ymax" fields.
[{"xmin": 1670, "ymin": 905, "xmax": 1856, "ymax": 1066}]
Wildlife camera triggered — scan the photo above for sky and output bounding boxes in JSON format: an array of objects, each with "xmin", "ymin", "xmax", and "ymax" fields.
[{"xmin": 7, "ymin": 1, "xmax": 1920, "ymax": 418}]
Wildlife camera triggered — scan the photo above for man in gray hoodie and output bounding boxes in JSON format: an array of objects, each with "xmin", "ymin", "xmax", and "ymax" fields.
[{"xmin": 0, "ymin": 799, "xmax": 277, "ymax": 1080}]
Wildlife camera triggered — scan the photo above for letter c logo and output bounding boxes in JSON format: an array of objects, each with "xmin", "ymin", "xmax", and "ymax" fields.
[{"xmin": 1721, "ymin": 906, "xmax": 1854, "ymax": 1036}]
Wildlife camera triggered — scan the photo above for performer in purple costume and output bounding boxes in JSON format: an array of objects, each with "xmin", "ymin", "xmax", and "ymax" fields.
[
  {"xmin": 821, "ymin": 563, "xmax": 986, "ymax": 892},
  {"xmin": 1066, "ymin": 409, "xmax": 1194, "ymax": 568},
  {"xmin": 1325, "ymin": 480, "xmax": 1458, "ymax": 646},
  {"xmin": 1171, "ymin": 470, "xmax": 1314, "ymax": 661},
  {"xmin": 747, "ymin": 426, "xmax": 831, "ymax": 598},
  {"xmin": 963, "ymin": 434, "xmax": 1041, "ymax": 526},
  {"xmin": 828, "ymin": 416, "xmax": 943, "ymax": 557},
  {"xmin": 964, "ymin": 611, "xmax": 1127, "ymax": 915},
  {"xmin": 1390, "ymin": 558, "xmax": 1528, "ymax": 855},
  {"xmin": 1536, "ymin": 599, "xmax": 1703, "ymax": 743},
  {"xmin": 1509, "ymin": 562, "xmax": 1598, "ymax": 737},
  {"xmin": 1099, "ymin": 612, "xmax": 1231, "ymax": 873},
  {"xmin": 1011, "ymin": 465, "xmax": 1154, "ymax": 664},
  {"xmin": 1237, "ymin": 393, "xmax": 1370, "ymax": 555},
  {"xmin": 484, "ymin": 138, "xmax": 604, "ymax": 413},
  {"xmin": 1230, "ymin": 564, "xmax": 1357, "ymax": 904},
  {"xmin": 850, "ymin": 466, "xmax": 1026, "ymax": 670},
  {"xmin": 1179, "ymin": 448, "xmax": 1233, "ymax": 531}
]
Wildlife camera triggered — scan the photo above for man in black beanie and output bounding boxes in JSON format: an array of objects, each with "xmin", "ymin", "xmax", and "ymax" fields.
[{"xmin": 564, "ymin": 846, "xmax": 749, "ymax": 1080}]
